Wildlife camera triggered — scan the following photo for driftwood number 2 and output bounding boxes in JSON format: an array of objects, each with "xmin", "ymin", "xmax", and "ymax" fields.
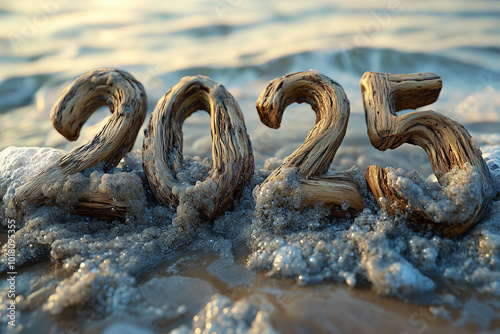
[
  {"xmin": 255, "ymin": 70, "xmax": 364, "ymax": 215},
  {"xmin": 13, "ymin": 69, "xmax": 147, "ymax": 219}
]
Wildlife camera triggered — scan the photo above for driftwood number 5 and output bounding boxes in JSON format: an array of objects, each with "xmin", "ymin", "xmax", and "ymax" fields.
[{"xmin": 361, "ymin": 71, "xmax": 494, "ymax": 237}]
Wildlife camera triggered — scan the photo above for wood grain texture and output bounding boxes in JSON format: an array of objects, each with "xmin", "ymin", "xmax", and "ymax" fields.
[
  {"xmin": 361, "ymin": 71, "xmax": 493, "ymax": 237},
  {"xmin": 142, "ymin": 75, "xmax": 254, "ymax": 220},
  {"xmin": 13, "ymin": 69, "xmax": 147, "ymax": 220},
  {"xmin": 256, "ymin": 70, "xmax": 364, "ymax": 214}
]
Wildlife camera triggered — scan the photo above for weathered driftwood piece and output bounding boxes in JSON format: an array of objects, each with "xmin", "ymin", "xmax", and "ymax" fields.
[
  {"xmin": 256, "ymin": 70, "xmax": 364, "ymax": 214},
  {"xmin": 361, "ymin": 71, "xmax": 493, "ymax": 237},
  {"xmin": 142, "ymin": 75, "xmax": 254, "ymax": 220},
  {"xmin": 13, "ymin": 69, "xmax": 147, "ymax": 220}
]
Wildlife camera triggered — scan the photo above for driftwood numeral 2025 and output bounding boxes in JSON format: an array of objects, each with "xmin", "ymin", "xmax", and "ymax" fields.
[{"xmin": 11, "ymin": 69, "xmax": 494, "ymax": 238}]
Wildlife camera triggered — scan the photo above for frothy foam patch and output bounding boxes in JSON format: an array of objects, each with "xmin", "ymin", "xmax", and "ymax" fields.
[
  {"xmin": 248, "ymin": 167, "xmax": 438, "ymax": 297},
  {"xmin": 385, "ymin": 164, "xmax": 489, "ymax": 224},
  {"xmin": 0, "ymin": 146, "xmax": 499, "ymax": 331},
  {"xmin": 0, "ymin": 147, "xmax": 64, "ymax": 204},
  {"xmin": 172, "ymin": 294, "xmax": 277, "ymax": 334},
  {"xmin": 248, "ymin": 161, "xmax": 500, "ymax": 298}
]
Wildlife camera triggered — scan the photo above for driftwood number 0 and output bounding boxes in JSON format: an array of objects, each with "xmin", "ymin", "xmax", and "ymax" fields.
[{"xmin": 142, "ymin": 76, "xmax": 254, "ymax": 220}]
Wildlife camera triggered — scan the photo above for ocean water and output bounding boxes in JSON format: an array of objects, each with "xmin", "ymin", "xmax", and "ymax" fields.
[{"xmin": 1, "ymin": 0, "xmax": 500, "ymax": 333}]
